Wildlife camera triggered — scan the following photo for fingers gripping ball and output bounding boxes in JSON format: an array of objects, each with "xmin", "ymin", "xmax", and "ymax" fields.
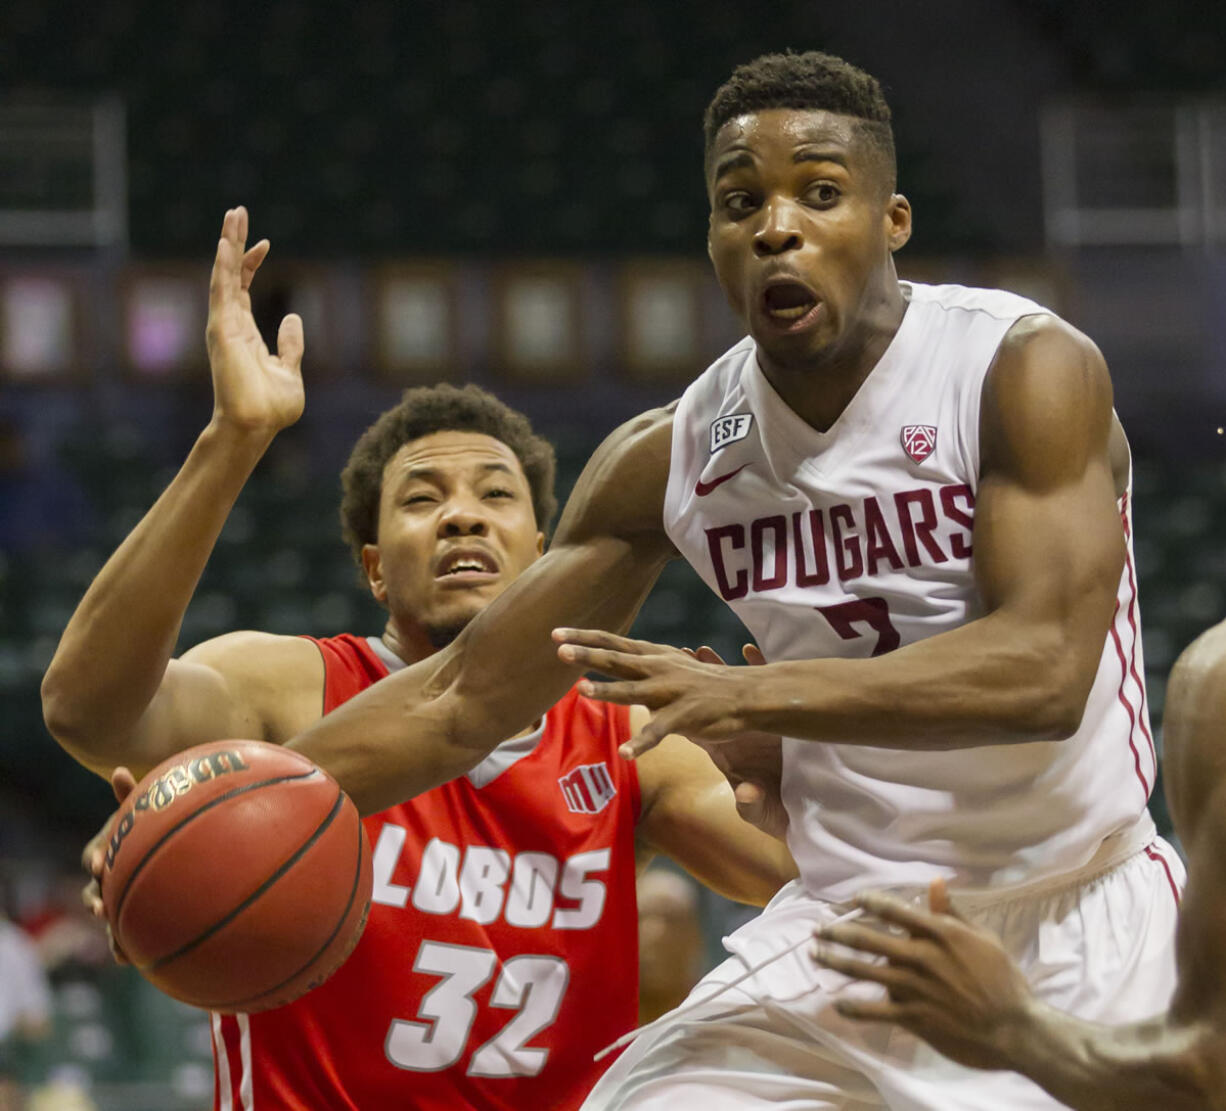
[{"xmin": 101, "ymin": 740, "xmax": 372, "ymax": 1013}]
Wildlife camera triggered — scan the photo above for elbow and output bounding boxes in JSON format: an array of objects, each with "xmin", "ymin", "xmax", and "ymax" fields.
[
  {"xmin": 40, "ymin": 668, "xmax": 81, "ymax": 749},
  {"xmin": 1013, "ymin": 642, "xmax": 1097, "ymax": 742}
]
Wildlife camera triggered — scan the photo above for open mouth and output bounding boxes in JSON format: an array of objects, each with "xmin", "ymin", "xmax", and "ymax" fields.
[
  {"xmin": 761, "ymin": 281, "xmax": 820, "ymax": 324},
  {"xmin": 435, "ymin": 548, "xmax": 499, "ymax": 579}
]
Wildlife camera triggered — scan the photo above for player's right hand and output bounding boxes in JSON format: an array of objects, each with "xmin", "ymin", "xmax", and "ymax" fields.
[
  {"xmin": 81, "ymin": 766, "xmax": 138, "ymax": 965},
  {"xmin": 205, "ymin": 206, "xmax": 305, "ymax": 437}
]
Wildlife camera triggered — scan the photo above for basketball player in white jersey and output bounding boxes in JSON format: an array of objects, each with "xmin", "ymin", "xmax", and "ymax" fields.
[
  {"xmin": 185, "ymin": 50, "xmax": 1179, "ymax": 1107},
  {"xmin": 806, "ymin": 620, "xmax": 1226, "ymax": 1110}
]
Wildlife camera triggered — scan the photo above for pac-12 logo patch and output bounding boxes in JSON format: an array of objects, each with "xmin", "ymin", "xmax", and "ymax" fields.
[
  {"xmin": 900, "ymin": 424, "xmax": 937, "ymax": 464},
  {"xmin": 559, "ymin": 762, "xmax": 618, "ymax": 815},
  {"xmin": 709, "ymin": 412, "xmax": 753, "ymax": 454}
]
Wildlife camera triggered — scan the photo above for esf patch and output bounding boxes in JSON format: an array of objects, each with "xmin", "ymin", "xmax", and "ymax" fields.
[{"xmin": 709, "ymin": 412, "xmax": 753, "ymax": 454}]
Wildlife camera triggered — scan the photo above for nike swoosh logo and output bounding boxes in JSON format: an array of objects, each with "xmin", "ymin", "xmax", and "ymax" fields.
[{"xmin": 695, "ymin": 463, "xmax": 749, "ymax": 496}]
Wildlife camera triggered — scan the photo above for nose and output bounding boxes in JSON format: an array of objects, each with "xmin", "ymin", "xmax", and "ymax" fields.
[
  {"xmin": 437, "ymin": 496, "xmax": 489, "ymax": 537},
  {"xmin": 753, "ymin": 197, "xmax": 802, "ymax": 257}
]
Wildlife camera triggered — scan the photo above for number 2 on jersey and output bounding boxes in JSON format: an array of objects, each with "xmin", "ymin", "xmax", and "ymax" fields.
[
  {"xmin": 816, "ymin": 597, "xmax": 900, "ymax": 656},
  {"xmin": 385, "ymin": 940, "xmax": 568, "ymax": 1077}
]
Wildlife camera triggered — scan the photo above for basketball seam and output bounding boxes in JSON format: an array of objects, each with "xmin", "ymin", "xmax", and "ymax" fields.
[
  {"xmin": 111, "ymin": 769, "xmax": 322, "ymax": 928},
  {"xmin": 214, "ymin": 813, "xmax": 368, "ymax": 1011},
  {"xmin": 141, "ymin": 782, "xmax": 345, "ymax": 972}
]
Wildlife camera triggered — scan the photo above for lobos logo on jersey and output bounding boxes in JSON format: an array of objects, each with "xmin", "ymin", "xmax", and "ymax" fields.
[
  {"xmin": 559, "ymin": 762, "xmax": 617, "ymax": 814},
  {"xmin": 901, "ymin": 424, "xmax": 937, "ymax": 464},
  {"xmin": 709, "ymin": 413, "xmax": 753, "ymax": 454}
]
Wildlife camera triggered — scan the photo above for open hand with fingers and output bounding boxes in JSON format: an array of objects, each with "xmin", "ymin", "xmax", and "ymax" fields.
[
  {"xmin": 553, "ymin": 628, "xmax": 762, "ymax": 759},
  {"xmin": 205, "ymin": 206, "xmax": 305, "ymax": 437},
  {"xmin": 812, "ymin": 879, "xmax": 1038, "ymax": 1071}
]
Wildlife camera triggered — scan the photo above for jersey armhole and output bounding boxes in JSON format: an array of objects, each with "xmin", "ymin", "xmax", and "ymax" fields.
[
  {"xmin": 612, "ymin": 703, "xmax": 642, "ymax": 824},
  {"xmin": 298, "ymin": 634, "xmax": 334, "ymax": 717}
]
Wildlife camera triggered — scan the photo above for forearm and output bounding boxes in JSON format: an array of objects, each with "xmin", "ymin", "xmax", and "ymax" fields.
[
  {"xmin": 41, "ymin": 421, "xmax": 271, "ymax": 752},
  {"xmin": 1002, "ymin": 1001, "xmax": 1220, "ymax": 1111},
  {"xmin": 291, "ymin": 535, "xmax": 670, "ymax": 814},
  {"xmin": 750, "ymin": 611, "xmax": 1088, "ymax": 749}
]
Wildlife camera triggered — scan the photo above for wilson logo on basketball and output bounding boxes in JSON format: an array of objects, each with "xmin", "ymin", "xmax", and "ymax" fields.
[
  {"xmin": 104, "ymin": 748, "xmax": 252, "ymax": 869},
  {"xmin": 901, "ymin": 424, "xmax": 937, "ymax": 464},
  {"xmin": 558, "ymin": 762, "xmax": 617, "ymax": 815}
]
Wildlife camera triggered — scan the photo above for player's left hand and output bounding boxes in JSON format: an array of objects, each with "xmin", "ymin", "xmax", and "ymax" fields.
[
  {"xmin": 812, "ymin": 879, "xmax": 1037, "ymax": 1071},
  {"xmin": 81, "ymin": 767, "xmax": 138, "ymax": 965},
  {"xmin": 553, "ymin": 627, "xmax": 760, "ymax": 758}
]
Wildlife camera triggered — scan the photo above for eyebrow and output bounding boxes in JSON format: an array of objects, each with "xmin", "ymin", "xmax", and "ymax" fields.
[
  {"xmin": 400, "ymin": 461, "xmax": 517, "ymax": 484},
  {"xmin": 712, "ymin": 147, "xmax": 849, "ymax": 183},
  {"xmin": 794, "ymin": 149, "xmax": 848, "ymax": 169}
]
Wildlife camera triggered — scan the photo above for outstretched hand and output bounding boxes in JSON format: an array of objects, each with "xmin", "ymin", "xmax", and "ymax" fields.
[
  {"xmin": 81, "ymin": 767, "xmax": 138, "ymax": 965},
  {"xmin": 811, "ymin": 879, "xmax": 1037, "ymax": 1071},
  {"xmin": 205, "ymin": 206, "xmax": 305, "ymax": 436},
  {"xmin": 553, "ymin": 627, "xmax": 761, "ymax": 759}
]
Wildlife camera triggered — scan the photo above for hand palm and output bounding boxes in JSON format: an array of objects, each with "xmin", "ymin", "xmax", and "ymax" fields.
[{"xmin": 205, "ymin": 207, "xmax": 305, "ymax": 434}]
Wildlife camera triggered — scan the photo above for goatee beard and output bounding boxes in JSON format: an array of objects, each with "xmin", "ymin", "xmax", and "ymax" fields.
[{"xmin": 425, "ymin": 619, "xmax": 471, "ymax": 650}]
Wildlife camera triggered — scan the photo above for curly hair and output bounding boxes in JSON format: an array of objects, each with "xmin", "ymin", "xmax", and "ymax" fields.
[
  {"xmin": 340, "ymin": 384, "xmax": 557, "ymax": 568},
  {"xmin": 703, "ymin": 50, "xmax": 896, "ymax": 192}
]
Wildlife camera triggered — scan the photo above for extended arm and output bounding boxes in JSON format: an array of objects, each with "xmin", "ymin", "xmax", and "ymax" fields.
[
  {"xmin": 287, "ymin": 409, "xmax": 678, "ymax": 814},
  {"xmin": 559, "ymin": 315, "xmax": 1127, "ymax": 754},
  {"xmin": 40, "ymin": 208, "xmax": 314, "ymax": 779}
]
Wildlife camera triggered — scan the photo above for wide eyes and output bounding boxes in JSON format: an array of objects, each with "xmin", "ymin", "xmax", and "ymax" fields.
[
  {"xmin": 722, "ymin": 191, "xmax": 757, "ymax": 216},
  {"xmin": 805, "ymin": 183, "xmax": 840, "ymax": 207},
  {"xmin": 718, "ymin": 181, "xmax": 841, "ymax": 218}
]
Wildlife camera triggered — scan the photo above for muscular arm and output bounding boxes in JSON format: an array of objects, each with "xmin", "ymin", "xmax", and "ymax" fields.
[
  {"xmin": 41, "ymin": 208, "xmax": 309, "ymax": 778},
  {"xmin": 632, "ymin": 706, "xmax": 797, "ymax": 907},
  {"xmin": 565, "ymin": 316, "xmax": 1127, "ymax": 754},
  {"xmin": 288, "ymin": 409, "xmax": 678, "ymax": 814}
]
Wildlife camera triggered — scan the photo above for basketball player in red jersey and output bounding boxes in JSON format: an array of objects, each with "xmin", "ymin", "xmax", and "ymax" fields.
[
  {"xmin": 47, "ymin": 209, "xmax": 795, "ymax": 1109},
  {"xmin": 808, "ymin": 620, "xmax": 1226, "ymax": 1110},
  {"xmin": 140, "ymin": 52, "xmax": 1179, "ymax": 1109}
]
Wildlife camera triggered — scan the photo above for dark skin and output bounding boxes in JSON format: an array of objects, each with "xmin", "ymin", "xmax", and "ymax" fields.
[
  {"xmin": 150, "ymin": 111, "xmax": 1125, "ymax": 843},
  {"xmin": 554, "ymin": 110, "xmax": 1127, "ymax": 759},
  {"xmin": 811, "ymin": 622, "xmax": 1226, "ymax": 1110}
]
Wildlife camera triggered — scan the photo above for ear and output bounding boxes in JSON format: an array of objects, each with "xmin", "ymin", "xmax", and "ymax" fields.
[
  {"xmin": 886, "ymin": 193, "xmax": 912, "ymax": 253},
  {"xmin": 361, "ymin": 543, "xmax": 388, "ymax": 604},
  {"xmin": 535, "ymin": 531, "xmax": 545, "ymax": 557}
]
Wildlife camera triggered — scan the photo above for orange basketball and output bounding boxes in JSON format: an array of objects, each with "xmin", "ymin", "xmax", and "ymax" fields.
[{"xmin": 101, "ymin": 739, "xmax": 372, "ymax": 1013}]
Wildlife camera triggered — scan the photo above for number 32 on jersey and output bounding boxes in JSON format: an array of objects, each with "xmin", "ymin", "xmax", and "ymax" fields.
[{"xmin": 385, "ymin": 941, "xmax": 567, "ymax": 1077}]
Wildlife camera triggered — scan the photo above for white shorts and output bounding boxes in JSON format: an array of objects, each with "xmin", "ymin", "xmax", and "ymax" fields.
[{"xmin": 584, "ymin": 840, "xmax": 1183, "ymax": 1110}]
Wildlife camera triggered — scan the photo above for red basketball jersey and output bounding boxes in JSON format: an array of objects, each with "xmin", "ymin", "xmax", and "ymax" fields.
[{"xmin": 212, "ymin": 633, "xmax": 641, "ymax": 1110}]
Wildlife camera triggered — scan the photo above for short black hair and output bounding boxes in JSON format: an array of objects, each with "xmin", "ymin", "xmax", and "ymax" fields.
[
  {"xmin": 703, "ymin": 50, "xmax": 896, "ymax": 192},
  {"xmin": 340, "ymin": 383, "xmax": 557, "ymax": 567}
]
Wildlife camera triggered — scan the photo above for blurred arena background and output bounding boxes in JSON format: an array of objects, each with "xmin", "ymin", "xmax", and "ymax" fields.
[{"xmin": 1, "ymin": 0, "xmax": 1224, "ymax": 1106}]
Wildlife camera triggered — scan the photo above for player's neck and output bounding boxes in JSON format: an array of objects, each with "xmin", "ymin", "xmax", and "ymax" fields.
[
  {"xmin": 379, "ymin": 619, "xmax": 438, "ymax": 667},
  {"xmin": 758, "ymin": 277, "xmax": 908, "ymax": 433}
]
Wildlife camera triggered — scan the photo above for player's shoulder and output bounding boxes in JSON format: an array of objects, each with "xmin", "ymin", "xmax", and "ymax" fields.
[
  {"xmin": 556, "ymin": 405, "xmax": 676, "ymax": 543},
  {"xmin": 1170, "ymin": 621, "xmax": 1226, "ymax": 702},
  {"xmin": 180, "ymin": 627, "xmax": 326, "ymax": 716},
  {"xmin": 905, "ymin": 280, "xmax": 1051, "ymax": 323},
  {"xmin": 180, "ymin": 629, "xmax": 320, "ymax": 673}
]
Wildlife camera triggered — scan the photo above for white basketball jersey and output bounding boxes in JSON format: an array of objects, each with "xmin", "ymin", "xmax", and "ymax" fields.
[{"xmin": 664, "ymin": 282, "xmax": 1157, "ymax": 900}]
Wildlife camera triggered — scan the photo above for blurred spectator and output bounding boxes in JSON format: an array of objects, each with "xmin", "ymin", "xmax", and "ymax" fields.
[
  {"xmin": 20, "ymin": 875, "xmax": 109, "ymax": 983},
  {"xmin": 26, "ymin": 1080, "xmax": 97, "ymax": 1111},
  {"xmin": 0, "ymin": 913, "xmax": 53, "ymax": 1111},
  {"xmin": 637, "ymin": 868, "xmax": 705, "ymax": 1025}
]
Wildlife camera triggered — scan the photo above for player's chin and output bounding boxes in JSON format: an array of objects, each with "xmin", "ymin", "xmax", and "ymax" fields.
[{"xmin": 750, "ymin": 319, "xmax": 833, "ymax": 365}]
